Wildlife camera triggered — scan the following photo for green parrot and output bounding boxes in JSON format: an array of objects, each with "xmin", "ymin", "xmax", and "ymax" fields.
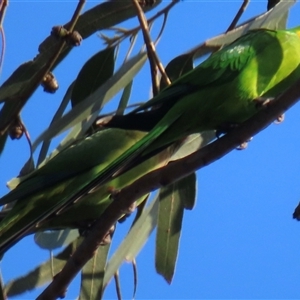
[
  {"xmin": 0, "ymin": 128, "xmax": 177, "ymax": 253},
  {"xmin": 73, "ymin": 26, "xmax": 300, "ymax": 187},
  {"xmin": 1, "ymin": 26, "xmax": 300, "ymax": 253},
  {"xmin": 105, "ymin": 26, "xmax": 300, "ymax": 137}
]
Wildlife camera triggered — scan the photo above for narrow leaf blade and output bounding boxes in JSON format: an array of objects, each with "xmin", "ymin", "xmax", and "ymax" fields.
[
  {"xmin": 155, "ymin": 174, "xmax": 196, "ymax": 283},
  {"xmin": 72, "ymin": 47, "xmax": 115, "ymax": 107},
  {"xmin": 80, "ymin": 243, "xmax": 110, "ymax": 300}
]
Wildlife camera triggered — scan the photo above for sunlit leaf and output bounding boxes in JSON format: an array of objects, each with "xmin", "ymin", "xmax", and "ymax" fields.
[{"xmin": 170, "ymin": 131, "xmax": 216, "ymax": 161}]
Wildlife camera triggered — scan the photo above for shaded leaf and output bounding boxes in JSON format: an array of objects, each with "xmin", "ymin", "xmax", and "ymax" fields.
[
  {"xmin": 116, "ymin": 81, "xmax": 133, "ymax": 115},
  {"xmin": 37, "ymin": 80, "xmax": 75, "ymax": 166},
  {"xmin": 160, "ymin": 54, "xmax": 194, "ymax": 90},
  {"xmin": 34, "ymin": 229, "xmax": 79, "ymax": 250},
  {"xmin": 72, "ymin": 47, "xmax": 115, "ymax": 107},
  {"xmin": 80, "ymin": 243, "xmax": 110, "ymax": 300},
  {"xmin": 155, "ymin": 181, "xmax": 187, "ymax": 283},
  {"xmin": 267, "ymin": 0, "xmax": 280, "ymax": 10},
  {"xmin": 0, "ymin": 132, "xmax": 8, "ymax": 156},
  {"xmin": 177, "ymin": 173, "xmax": 197, "ymax": 210},
  {"xmin": 103, "ymin": 195, "xmax": 159, "ymax": 287},
  {"xmin": 5, "ymin": 238, "xmax": 81, "ymax": 298},
  {"xmin": 0, "ymin": 61, "xmax": 36, "ymax": 103},
  {"xmin": 0, "ymin": 276, "xmax": 5, "ymax": 300}
]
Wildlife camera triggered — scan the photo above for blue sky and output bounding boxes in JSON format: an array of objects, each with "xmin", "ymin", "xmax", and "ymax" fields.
[{"xmin": 1, "ymin": 1, "xmax": 300, "ymax": 299}]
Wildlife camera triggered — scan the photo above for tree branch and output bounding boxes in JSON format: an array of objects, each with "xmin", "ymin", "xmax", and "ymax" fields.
[{"xmin": 131, "ymin": 0, "xmax": 172, "ymax": 95}]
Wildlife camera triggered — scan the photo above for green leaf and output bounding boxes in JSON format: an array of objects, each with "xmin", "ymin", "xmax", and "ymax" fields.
[
  {"xmin": 32, "ymin": 51, "xmax": 147, "ymax": 152},
  {"xmin": 37, "ymin": 80, "xmax": 75, "ymax": 166},
  {"xmin": 0, "ymin": 132, "xmax": 8, "ymax": 156},
  {"xmin": 160, "ymin": 54, "xmax": 194, "ymax": 90},
  {"xmin": 155, "ymin": 174, "xmax": 196, "ymax": 283},
  {"xmin": 267, "ymin": 0, "xmax": 280, "ymax": 10},
  {"xmin": 103, "ymin": 195, "xmax": 159, "ymax": 287},
  {"xmin": 170, "ymin": 131, "xmax": 216, "ymax": 162},
  {"xmin": 5, "ymin": 238, "xmax": 81, "ymax": 298},
  {"xmin": 116, "ymin": 81, "xmax": 133, "ymax": 115},
  {"xmin": 72, "ymin": 47, "xmax": 115, "ymax": 107},
  {"xmin": 0, "ymin": 275, "xmax": 5, "ymax": 300},
  {"xmin": 0, "ymin": 61, "xmax": 36, "ymax": 103},
  {"xmin": 34, "ymin": 229, "xmax": 79, "ymax": 250},
  {"xmin": 80, "ymin": 243, "xmax": 110, "ymax": 300},
  {"xmin": 177, "ymin": 173, "xmax": 197, "ymax": 210}
]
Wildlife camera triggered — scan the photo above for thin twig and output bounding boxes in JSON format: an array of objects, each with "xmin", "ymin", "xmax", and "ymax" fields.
[
  {"xmin": 132, "ymin": 0, "xmax": 159, "ymax": 94},
  {"xmin": 114, "ymin": 271, "xmax": 122, "ymax": 300},
  {"xmin": 153, "ymin": 9, "xmax": 168, "ymax": 46},
  {"xmin": 0, "ymin": 0, "xmax": 8, "ymax": 27},
  {"xmin": 132, "ymin": 0, "xmax": 178, "ymax": 89},
  {"xmin": 226, "ymin": 0, "xmax": 249, "ymax": 32},
  {"xmin": 132, "ymin": 258, "xmax": 138, "ymax": 299},
  {"xmin": 0, "ymin": 27, "xmax": 5, "ymax": 75},
  {"xmin": 0, "ymin": 0, "xmax": 8, "ymax": 75},
  {"xmin": 105, "ymin": 0, "xmax": 179, "ymax": 48}
]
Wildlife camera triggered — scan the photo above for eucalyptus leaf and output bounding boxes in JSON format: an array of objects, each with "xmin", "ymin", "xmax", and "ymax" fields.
[
  {"xmin": 116, "ymin": 81, "xmax": 133, "ymax": 115},
  {"xmin": 177, "ymin": 173, "xmax": 197, "ymax": 210},
  {"xmin": 160, "ymin": 54, "xmax": 194, "ymax": 90},
  {"xmin": 80, "ymin": 243, "xmax": 110, "ymax": 300},
  {"xmin": 267, "ymin": 0, "xmax": 281, "ymax": 11},
  {"xmin": 170, "ymin": 131, "xmax": 216, "ymax": 161},
  {"xmin": 155, "ymin": 180, "xmax": 186, "ymax": 283},
  {"xmin": 0, "ymin": 61, "xmax": 37, "ymax": 103},
  {"xmin": 0, "ymin": 276, "xmax": 5, "ymax": 300},
  {"xmin": 72, "ymin": 47, "xmax": 115, "ymax": 107},
  {"xmin": 34, "ymin": 229, "xmax": 79, "ymax": 250},
  {"xmin": 5, "ymin": 238, "xmax": 81, "ymax": 298},
  {"xmin": 103, "ymin": 195, "xmax": 159, "ymax": 287},
  {"xmin": 37, "ymin": 80, "xmax": 75, "ymax": 166}
]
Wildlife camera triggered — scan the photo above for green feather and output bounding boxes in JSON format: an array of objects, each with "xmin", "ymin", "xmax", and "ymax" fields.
[{"xmin": 0, "ymin": 129, "xmax": 175, "ymax": 253}]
